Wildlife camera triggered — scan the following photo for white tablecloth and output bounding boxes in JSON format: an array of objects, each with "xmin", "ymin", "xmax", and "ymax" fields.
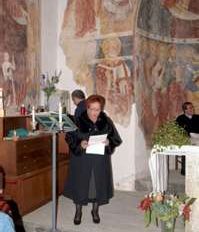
[{"xmin": 149, "ymin": 145, "xmax": 199, "ymax": 192}]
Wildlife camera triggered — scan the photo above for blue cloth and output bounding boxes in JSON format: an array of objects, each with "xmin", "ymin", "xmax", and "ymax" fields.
[
  {"xmin": 7, "ymin": 128, "xmax": 29, "ymax": 138},
  {"xmin": 0, "ymin": 212, "xmax": 15, "ymax": 232}
]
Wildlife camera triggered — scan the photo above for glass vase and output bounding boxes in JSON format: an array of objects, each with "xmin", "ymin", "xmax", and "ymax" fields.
[
  {"xmin": 45, "ymin": 95, "xmax": 50, "ymax": 111},
  {"xmin": 161, "ymin": 219, "xmax": 175, "ymax": 232}
]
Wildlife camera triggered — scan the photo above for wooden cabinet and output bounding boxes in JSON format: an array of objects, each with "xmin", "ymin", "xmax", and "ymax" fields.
[
  {"xmin": 0, "ymin": 134, "xmax": 52, "ymax": 176},
  {"xmin": 0, "ymin": 116, "xmax": 69, "ymax": 215},
  {"xmin": 4, "ymin": 159, "xmax": 69, "ymax": 215}
]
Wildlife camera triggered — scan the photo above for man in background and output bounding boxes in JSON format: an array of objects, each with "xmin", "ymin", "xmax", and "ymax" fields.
[
  {"xmin": 71, "ymin": 89, "xmax": 86, "ymax": 121},
  {"xmin": 176, "ymin": 102, "xmax": 199, "ymax": 175}
]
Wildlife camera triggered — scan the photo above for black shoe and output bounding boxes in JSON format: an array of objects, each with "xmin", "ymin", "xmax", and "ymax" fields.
[
  {"xmin": 91, "ymin": 210, "xmax": 100, "ymax": 224},
  {"xmin": 74, "ymin": 211, "xmax": 82, "ymax": 225}
]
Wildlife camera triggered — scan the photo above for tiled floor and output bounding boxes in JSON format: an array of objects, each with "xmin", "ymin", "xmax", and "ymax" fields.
[{"xmin": 23, "ymin": 191, "xmax": 184, "ymax": 232}]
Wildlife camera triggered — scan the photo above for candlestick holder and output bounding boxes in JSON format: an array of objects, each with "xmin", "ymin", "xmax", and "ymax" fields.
[
  {"xmin": 58, "ymin": 122, "xmax": 63, "ymax": 132},
  {"xmin": 31, "ymin": 121, "xmax": 37, "ymax": 133}
]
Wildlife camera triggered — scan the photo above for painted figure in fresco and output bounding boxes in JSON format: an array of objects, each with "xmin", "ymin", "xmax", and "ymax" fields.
[
  {"xmin": 0, "ymin": 0, "xmax": 40, "ymax": 108},
  {"xmin": 96, "ymin": 37, "xmax": 133, "ymax": 126},
  {"xmin": 60, "ymin": 0, "xmax": 135, "ymax": 126},
  {"xmin": 102, "ymin": 0, "xmax": 133, "ymax": 21},
  {"xmin": 1, "ymin": 52, "xmax": 16, "ymax": 106},
  {"xmin": 187, "ymin": 72, "xmax": 199, "ymax": 114},
  {"xmin": 168, "ymin": 64, "xmax": 186, "ymax": 119},
  {"xmin": 162, "ymin": 0, "xmax": 199, "ymax": 20},
  {"xmin": 137, "ymin": 40, "xmax": 159, "ymax": 142},
  {"xmin": 138, "ymin": 0, "xmax": 199, "ymax": 39},
  {"xmin": 151, "ymin": 61, "xmax": 165, "ymax": 117},
  {"xmin": 162, "ymin": 0, "xmax": 199, "ymax": 38},
  {"xmin": 75, "ymin": 63, "xmax": 94, "ymax": 95},
  {"xmin": 136, "ymin": 0, "xmax": 199, "ymax": 145},
  {"xmin": 74, "ymin": 0, "xmax": 134, "ymax": 36},
  {"xmin": 140, "ymin": 41, "xmax": 169, "ymax": 139},
  {"xmin": 75, "ymin": 0, "xmax": 96, "ymax": 37}
]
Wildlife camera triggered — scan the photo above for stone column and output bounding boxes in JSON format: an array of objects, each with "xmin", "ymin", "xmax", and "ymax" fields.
[{"xmin": 185, "ymin": 155, "xmax": 199, "ymax": 232}]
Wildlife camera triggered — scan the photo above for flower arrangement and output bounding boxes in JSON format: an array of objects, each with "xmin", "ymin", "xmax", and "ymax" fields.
[
  {"xmin": 138, "ymin": 192, "xmax": 196, "ymax": 230},
  {"xmin": 152, "ymin": 120, "xmax": 190, "ymax": 148},
  {"xmin": 40, "ymin": 70, "xmax": 62, "ymax": 108},
  {"xmin": 151, "ymin": 120, "xmax": 191, "ymax": 154}
]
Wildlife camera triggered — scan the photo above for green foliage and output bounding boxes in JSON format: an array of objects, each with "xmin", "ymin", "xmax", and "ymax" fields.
[
  {"xmin": 144, "ymin": 209, "xmax": 151, "ymax": 227},
  {"xmin": 152, "ymin": 200, "xmax": 179, "ymax": 222},
  {"xmin": 152, "ymin": 121, "xmax": 191, "ymax": 147},
  {"xmin": 41, "ymin": 71, "xmax": 61, "ymax": 102},
  {"xmin": 43, "ymin": 85, "xmax": 56, "ymax": 100},
  {"xmin": 139, "ymin": 193, "xmax": 196, "ymax": 229}
]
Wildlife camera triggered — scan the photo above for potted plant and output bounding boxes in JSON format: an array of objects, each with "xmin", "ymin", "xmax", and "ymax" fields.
[
  {"xmin": 152, "ymin": 120, "xmax": 191, "ymax": 152},
  {"xmin": 138, "ymin": 192, "xmax": 196, "ymax": 232}
]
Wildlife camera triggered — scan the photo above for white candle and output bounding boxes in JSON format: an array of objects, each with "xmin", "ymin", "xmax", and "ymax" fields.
[
  {"xmin": 32, "ymin": 106, "xmax": 36, "ymax": 130},
  {"xmin": 59, "ymin": 102, "xmax": 62, "ymax": 129}
]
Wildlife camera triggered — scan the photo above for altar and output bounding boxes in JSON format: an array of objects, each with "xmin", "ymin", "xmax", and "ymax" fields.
[{"xmin": 149, "ymin": 145, "xmax": 199, "ymax": 232}]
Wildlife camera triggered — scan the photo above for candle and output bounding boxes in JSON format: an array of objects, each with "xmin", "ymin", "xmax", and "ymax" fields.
[
  {"xmin": 32, "ymin": 106, "xmax": 36, "ymax": 130},
  {"xmin": 59, "ymin": 102, "xmax": 62, "ymax": 129}
]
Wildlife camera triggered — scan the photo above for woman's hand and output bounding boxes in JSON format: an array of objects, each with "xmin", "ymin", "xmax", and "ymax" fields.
[
  {"xmin": 80, "ymin": 140, "xmax": 88, "ymax": 149},
  {"xmin": 104, "ymin": 138, "xmax": 109, "ymax": 146}
]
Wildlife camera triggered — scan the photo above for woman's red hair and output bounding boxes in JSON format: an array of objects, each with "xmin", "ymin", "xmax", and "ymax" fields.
[{"xmin": 86, "ymin": 94, "xmax": 106, "ymax": 110}]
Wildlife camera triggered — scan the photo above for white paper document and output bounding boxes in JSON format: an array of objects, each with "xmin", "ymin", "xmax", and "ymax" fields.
[{"xmin": 86, "ymin": 134, "xmax": 107, "ymax": 155}]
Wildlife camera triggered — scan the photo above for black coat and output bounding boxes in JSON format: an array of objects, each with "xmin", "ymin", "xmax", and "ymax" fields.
[
  {"xmin": 74, "ymin": 100, "xmax": 86, "ymax": 121},
  {"xmin": 64, "ymin": 111, "xmax": 122, "ymax": 205},
  {"xmin": 176, "ymin": 114, "xmax": 199, "ymax": 134}
]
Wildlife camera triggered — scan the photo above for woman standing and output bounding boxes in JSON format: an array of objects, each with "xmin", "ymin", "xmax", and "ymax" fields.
[{"xmin": 64, "ymin": 94, "xmax": 122, "ymax": 225}]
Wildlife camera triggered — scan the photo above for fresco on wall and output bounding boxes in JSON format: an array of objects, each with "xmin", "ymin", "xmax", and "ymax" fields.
[
  {"xmin": 95, "ymin": 35, "xmax": 133, "ymax": 125},
  {"xmin": 136, "ymin": 0, "xmax": 199, "ymax": 145},
  {"xmin": 98, "ymin": 0, "xmax": 135, "ymax": 34},
  {"xmin": 0, "ymin": 0, "xmax": 40, "ymax": 112},
  {"xmin": 62, "ymin": 0, "xmax": 135, "ymax": 38},
  {"xmin": 138, "ymin": 0, "xmax": 199, "ymax": 39},
  {"xmin": 60, "ymin": 0, "xmax": 136, "ymax": 126},
  {"xmin": 60, "ymin": 0, "xmax": 199, "ymax": 144}
]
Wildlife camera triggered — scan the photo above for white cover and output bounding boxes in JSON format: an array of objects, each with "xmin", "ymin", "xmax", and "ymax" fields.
[{"xmin": 149, "ymin": 145, "xmax": 199, "ymax": 192}]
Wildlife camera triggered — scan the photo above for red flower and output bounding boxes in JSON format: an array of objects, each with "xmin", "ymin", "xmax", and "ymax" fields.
[
  {"xmin": 138, "ymin": 196, "xmax": 152, "ymax": 211},
  {"xmin": 183, "ymin": 205, "xmax": 191, "ymax": 221}
]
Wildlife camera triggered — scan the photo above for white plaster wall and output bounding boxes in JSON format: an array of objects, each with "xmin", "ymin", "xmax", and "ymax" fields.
[
  {"xmin": 113, "ymin": 105, "xmax": 136, "ymax": 191},
  {"xmin": 134, "ymin": 104, "xmax": 150, "ymax": 180},
  {"xmin": 40, "ymin": 0, "xmax": 59, "ymax": 105},
  {"xmin": 41, "ymin": 0, "xmax": 58, "ymax": 75},
  {"xmin": 41, "ymin": 0, "xmax": 150, "ymax": 191},
  {"xmin": 56, "ymin": 0, "xmax": 82, "ymax": 114}
]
